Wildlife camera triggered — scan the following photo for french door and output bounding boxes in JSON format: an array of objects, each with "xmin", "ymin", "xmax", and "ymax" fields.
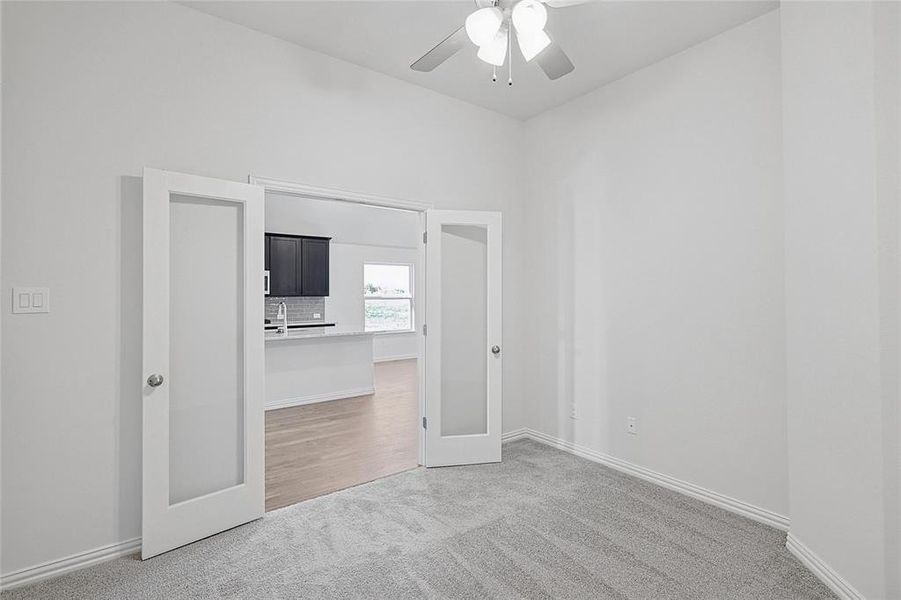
[
  {"xmin": 142, "ymin": 168, "xmax": 265, "ymax": 559},
  {"xmin": 424, "ymin": 210, "xmax": 503, "ymax": 467}
]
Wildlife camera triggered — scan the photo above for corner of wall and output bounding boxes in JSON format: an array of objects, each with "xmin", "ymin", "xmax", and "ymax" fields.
[{"xmin": 781, "ymin": 1, "xmax": 898, "ymax": 597}]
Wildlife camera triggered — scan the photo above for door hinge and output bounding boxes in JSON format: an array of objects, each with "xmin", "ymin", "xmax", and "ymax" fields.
[
  {"xmin": 422, "ymin": 323, "xmax": 427, "ymax": 336},
  {"xmin": 422, "ymin": 231, "xmax": 428, "ymax": 244},
  {"xmin": 422, "ymin": 417, "xmax": 428, "ymax": 429}
]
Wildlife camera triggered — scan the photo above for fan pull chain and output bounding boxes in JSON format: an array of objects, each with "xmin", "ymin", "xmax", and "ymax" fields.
[
  {"xmin": 508, "ymin": 29, "xmax": 513, "ymax": 86},
  {"xmin": 492, "ymin": 65, "xmax": 497, "ymax": 83}
]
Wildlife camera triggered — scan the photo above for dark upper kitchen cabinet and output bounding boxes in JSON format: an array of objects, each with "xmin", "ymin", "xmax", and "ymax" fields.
[
  {"xmin": 264, "ymin": 233, "xmax": 330, "ymax": 297},
  {"xmin": 267, "ymin": 235, "xmax": 301, "ymax": 297},
  {"xmin": 300, "ymin": 237, "xmax": 329, "ymax": 297}
]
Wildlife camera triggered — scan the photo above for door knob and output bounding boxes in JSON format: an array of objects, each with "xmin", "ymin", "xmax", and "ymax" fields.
[
  {"xmin": 491, "ymin": 345, "xmax": 501, "ymax": 356},
  {"xmin": 147, "ymin": 373, "xmax": 165, "ymax": 388}
]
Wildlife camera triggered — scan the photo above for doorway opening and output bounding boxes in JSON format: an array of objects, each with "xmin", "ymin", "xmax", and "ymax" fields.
[{"xmin": 256, "ymin": 181, "xmax": 427, "ymax": 511}]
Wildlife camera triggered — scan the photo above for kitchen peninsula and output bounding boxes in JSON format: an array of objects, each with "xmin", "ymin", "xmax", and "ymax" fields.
[{"xmin": 264, "ymin": 327, "xmax": 375, "ymax": 410}]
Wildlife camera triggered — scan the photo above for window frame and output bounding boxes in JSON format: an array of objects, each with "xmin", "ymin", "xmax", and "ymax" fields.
[{"xmin": 363, "ymin": 262, "xmax": 415, "ymax": 334}]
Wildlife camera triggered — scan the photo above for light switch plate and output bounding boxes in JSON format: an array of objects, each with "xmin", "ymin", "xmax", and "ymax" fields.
[{"xmin": 12, "ymin": 287, "xmax": 50, "ymax": 314}]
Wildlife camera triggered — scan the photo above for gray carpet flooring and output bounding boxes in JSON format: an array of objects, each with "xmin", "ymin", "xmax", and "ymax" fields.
[{"xmin": 7, "ymin": 439, "xmax": 835, "ymax": 599}]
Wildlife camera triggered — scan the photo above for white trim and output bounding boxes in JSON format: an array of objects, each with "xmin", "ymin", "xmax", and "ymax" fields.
[
  {"xmin": 501, "ymin": 428, "xmax": 530, "ymax": 443},
  {"xmin": 374, "ymin": 353, "xmax": 419, "ymax": 364},
  {"xmin": 0, "ymin": 537, "xmax": 141, "ymax": 591},
  {"xmin": 786, "ymin": 533, "xmax": 865, "ymax": 600},
  {"xmin": 416, "ymin": 211, "xmax": 427, "ymax": 467},
  {"xmin": 265, "ymin": 386, "xmax": 376, "ymax": 411},
  {"xmin": 504, "ymin": 428, "xmax": 790, "ymax": 532},
  {"xmin": 371, "ymin": 329, "xmax": 416, "ymax": 336},
  {"xmin": 248, "ymin": 175, "xmax": 432, "ymax": 212}
]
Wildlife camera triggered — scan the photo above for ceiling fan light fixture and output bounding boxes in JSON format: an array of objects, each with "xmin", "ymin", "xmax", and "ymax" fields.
[
  {"xmin": 477, "ymin": 29, "xmax": 508, "ymax": 66},
  {"xmin": 465, "ymin": 7, "xmax": 504, "ymax": 47},
  {"xmin": 410, "ymin": 0, "xmax": 576, "ymax": 81},
  {"xmin": 512, "ymin": 0, "xmax": 548, "ymax": 34},
  {"xmin": 517, "ymin": 28, "xmax": 551, "ymax": 61}
]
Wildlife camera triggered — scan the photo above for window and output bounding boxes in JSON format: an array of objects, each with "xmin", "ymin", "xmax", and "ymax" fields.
[{"xmin": 364, "ymin": 264, "xmax": 413, "ymax": 332}]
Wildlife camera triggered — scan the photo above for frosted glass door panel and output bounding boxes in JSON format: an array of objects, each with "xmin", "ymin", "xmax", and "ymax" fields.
[
  {"xmin": 439, "ymin": 224, "xmax": 488, "ymax": 437},
  {"xmin": 169, "ymin": 194, "xmax": 245, "ymax": 505}
]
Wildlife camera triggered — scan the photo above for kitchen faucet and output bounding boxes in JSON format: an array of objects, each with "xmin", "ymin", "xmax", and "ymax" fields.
[{"xmin": 276, "ymin": 301, "xmax": 288, "ymax": 335}]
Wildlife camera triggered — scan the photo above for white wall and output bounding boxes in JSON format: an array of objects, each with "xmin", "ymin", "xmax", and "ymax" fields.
[
  {"xmin": 265, "ymin": 192, "xmax": 420, "ymax": 361},
  {"xmin": 781, "ymin": 2, "xmax": 899, "ymax": 597},
  {"xmin": 372, "ymin": 334, "xmax": 418, "ymax": 363},
  {"xmin": 0, "ymin": 1, "xmax": 526, "ymax": 576},
  {"xmin": 329, "ymin": 243, "xmax": 420, "ymax": 361},
  {"xmin": 876, "ymin": 6, "xmax": 901, "ymax": 596},
  {"xmin": 265, "ymin": 191, "xmax": 421, "ymax": 248},
  {"xmin": 521, "ymin": 12, "xmax": 788, "ymax": 517}
]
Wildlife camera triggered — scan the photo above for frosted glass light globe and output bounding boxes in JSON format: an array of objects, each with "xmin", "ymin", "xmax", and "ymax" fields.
[
  {"xmin": 512, "ymin": 0, "xmax": 548, "ymax": 34},
  {"xmin": 465, "ymin": 7, "xmax": 504, "ymax": 47},
  {"xmin": 477, "ymin": 29, "xmax": 508, "ymax": 66},
  {"xmin": 517, "ymin": 29, "xmax": 551, "ymax": 61}
]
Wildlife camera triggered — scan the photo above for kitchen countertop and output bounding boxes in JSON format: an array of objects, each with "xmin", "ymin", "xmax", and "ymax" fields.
[
  {"xmin": 264, "ymin": 321, "xmax": 335, "ymax": 330},
  {"xmin": 265, "ymin": 327, "xmax": 374, "ymax": 342}
]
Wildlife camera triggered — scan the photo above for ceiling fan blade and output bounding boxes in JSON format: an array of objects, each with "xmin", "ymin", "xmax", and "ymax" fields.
[
  {"xmin": 411, "ymin": 26, "xmax": 469, "ymax": 72},
  {"xmin": 536, "ymin": 41, "xmax": 575, "ymax": 80},
  {"xmin": 543, "ymin": 0, "xmax": 592, "ymax": 7}
]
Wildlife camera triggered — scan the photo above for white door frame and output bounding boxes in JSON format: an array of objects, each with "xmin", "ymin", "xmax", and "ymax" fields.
[{"xmin": 248, "ymin": 175, "xmax": 432, "ymax": 465}]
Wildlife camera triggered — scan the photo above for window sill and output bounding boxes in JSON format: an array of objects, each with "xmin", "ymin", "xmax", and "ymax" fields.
[{"xmin": 367, "ymin": 329, "xmax": 416, "ymax": 336}]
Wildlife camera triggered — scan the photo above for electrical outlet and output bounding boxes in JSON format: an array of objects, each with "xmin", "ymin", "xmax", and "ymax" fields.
[{"xmin": 627, "ymin": 417, "xmax": 638, "ymax": 435}]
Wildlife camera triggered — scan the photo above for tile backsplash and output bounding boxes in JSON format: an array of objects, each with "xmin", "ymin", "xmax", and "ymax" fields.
[{"xmin": 265, "ymin": 297, "xmax": 326, "ymax": 323}]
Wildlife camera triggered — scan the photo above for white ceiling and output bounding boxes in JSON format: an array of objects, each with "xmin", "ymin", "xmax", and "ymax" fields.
[{"xmin": 183, "ymin": 0, "xmax": 778, "ymax": 120}]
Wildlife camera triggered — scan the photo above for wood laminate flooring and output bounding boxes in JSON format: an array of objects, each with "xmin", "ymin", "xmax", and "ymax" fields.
[{"xmin": 265, "ymin": 358, "xmax": 419, "ymax": 511}]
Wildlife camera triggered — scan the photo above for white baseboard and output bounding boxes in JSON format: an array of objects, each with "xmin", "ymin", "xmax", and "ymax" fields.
[
  {"xmin": 265, "ymin": 386, "xmax": 375, "ymax": 411},
  {"xmin": 1, "ymin": 537, "xmax": 141, "ymax": 591},
  {"xmin": 501, "ymin": 428, "xmax": 530, "ymax": 442},
  {"xmin": 373, "ymin": 354, "xmax": 418, "ymax": 364},
  {"xmin": 504, "ymin": 428, "xmax": 790, "ymax": 532},
  {"xmin": 786, "ymin": 533, "xmax": 865, "ymax": 600}
]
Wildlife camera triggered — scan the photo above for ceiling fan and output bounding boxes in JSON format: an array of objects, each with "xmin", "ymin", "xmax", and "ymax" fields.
[{"xmin": 411, "ymin": 0, "xmax": 587, "ymax": 84}]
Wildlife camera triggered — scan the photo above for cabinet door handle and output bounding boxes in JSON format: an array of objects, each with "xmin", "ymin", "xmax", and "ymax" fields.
[
  {"xmin": 264, "ymin": 270, "xmax": 270, "ymax": 295},
  {"xmin": 147, "ymin": 374, "xmax": 164, "ymax": 388},
  {"xmin": 491, "ymin": 345, "xmax": 501, "ymax": 356}
]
